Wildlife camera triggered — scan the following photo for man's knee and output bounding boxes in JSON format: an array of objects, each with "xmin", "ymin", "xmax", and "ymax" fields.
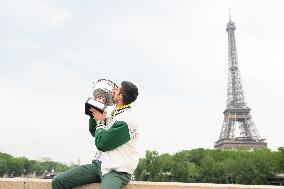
[{"xmin": 52, "ymin": 175, "xmax": 63, "ymax": 189}]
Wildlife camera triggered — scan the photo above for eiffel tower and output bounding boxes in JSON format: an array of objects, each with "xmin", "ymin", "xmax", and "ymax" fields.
[{"xmin": 214, "ymin": 16, "xmax": 267, "ymax": 149}]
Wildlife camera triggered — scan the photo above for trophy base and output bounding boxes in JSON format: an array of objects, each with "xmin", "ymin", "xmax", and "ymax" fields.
[{"xmin": 85, "ymin": 98, "xmax": 106, "ymax": 116}]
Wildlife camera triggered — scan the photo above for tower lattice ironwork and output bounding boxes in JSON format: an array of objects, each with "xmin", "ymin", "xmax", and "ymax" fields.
[{"xmin": 214, "ymin": 16, "xmax": 267, "ymax": 149}]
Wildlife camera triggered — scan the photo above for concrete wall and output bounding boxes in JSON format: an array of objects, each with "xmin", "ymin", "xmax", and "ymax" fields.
[{"xmin": 0, "ymin": 178, "xmax": 283, "ymax": 189}]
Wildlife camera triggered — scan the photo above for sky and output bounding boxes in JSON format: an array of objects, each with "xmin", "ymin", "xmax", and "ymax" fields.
[{"xmin": 0, "ymin": 0, "xmax": 283, "ymax": 165}]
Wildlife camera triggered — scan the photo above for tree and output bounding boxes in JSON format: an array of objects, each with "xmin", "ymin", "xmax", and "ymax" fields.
[
  {"xmin": 171, "ymin": 150, "xmax": 195, "ymax": 182},
  {"xmin": 134, "ymin": 158, "xmax": 147, "ymax": 181},
  {"xmin": 144, "ymin": 150, "xmax": 162, "ymax": 181},
  {"xmin": 0, "ymin": 159, "xmax": 8, "ymax": 177},
  {"xmin": 0, "ymin": 153, "xmax": 12, "ymax": 177},
  {"xmin": 55, "ymin": 163, "xmax": 69, "ymax": 172},
  {"xmin": 199, "ymin": 154, "xmax": 216, "ymax": 182},
  {"xmin": 188, "ymin": 148, "xmax": 207, "ymax": 166},
  {"xmin": 275, "ymin": 147, "xmax": 284, "ymax": 173},
  {"xmin": 8, "ymin": 157, "xmax": 25, "ymax": 177}
]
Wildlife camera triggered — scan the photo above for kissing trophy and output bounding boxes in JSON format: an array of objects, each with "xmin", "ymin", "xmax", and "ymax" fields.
[{"xmin": 85, "ymin": 79, "xmax": 117, "ymax": 117}]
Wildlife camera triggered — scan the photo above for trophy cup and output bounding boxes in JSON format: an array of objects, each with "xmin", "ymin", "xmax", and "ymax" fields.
[{"xmin": 85, "ymin": 79, "xmax": 117, "ymax": 117}]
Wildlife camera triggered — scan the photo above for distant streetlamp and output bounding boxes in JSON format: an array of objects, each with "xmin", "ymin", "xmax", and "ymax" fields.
[
  {"xmin": 162, "ymin": 172, "xmax": 172, "ymax": 182},
  {"xmin": 146, "ymin": 172, "xmax": 150, "ymax": 181}
]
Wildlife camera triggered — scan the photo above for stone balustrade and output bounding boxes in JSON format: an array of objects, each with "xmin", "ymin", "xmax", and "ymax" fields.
[{"xmin": 0, "ymin": 178, "xmax": 283, "ymax": 189}]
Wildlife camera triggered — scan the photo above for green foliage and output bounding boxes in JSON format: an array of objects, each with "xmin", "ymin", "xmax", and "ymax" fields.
[
  {"xmin": 134, "ymin": 147, "xmax": 284, "ymax": 185},
  {"xmin": 275, "ymin": 147, "xmax": 284, "ymax": 173},
  {"xmin": 144, "ymin": 150, "xmax": 162, "ymax": 181},
  {"xmin": 0, "ymin": 153, "xmax": 12, "ymax": 177},
  {"xmin": 0, "ymin": 152, "xmax": 70, "ymax": 177},
  {"xmin": 55, "ymin": 163, "xmax": 69, "ymax": 172},
  {"xmin": 171, "ymin": 150, "xmax": 199, "ymax": 182},
  {"xmin": 199, "ymin": 154, "xmax": 217, "ymax": 182}
]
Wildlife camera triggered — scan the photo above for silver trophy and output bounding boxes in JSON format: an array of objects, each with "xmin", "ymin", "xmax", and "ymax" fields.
[{"xmin": 85, "ymin": 79, "xmax": 117, "ymax": 116}]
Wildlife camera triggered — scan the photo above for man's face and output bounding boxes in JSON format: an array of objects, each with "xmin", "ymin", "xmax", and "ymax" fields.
[{"xmin": 112, "ymin": 85, "xmax": 122, "ymax": 103}]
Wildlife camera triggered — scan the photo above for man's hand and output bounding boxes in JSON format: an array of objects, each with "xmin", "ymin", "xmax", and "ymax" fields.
[{"xmin": 89, "ymin": 107, "xmax": 106, "ymax": 121}]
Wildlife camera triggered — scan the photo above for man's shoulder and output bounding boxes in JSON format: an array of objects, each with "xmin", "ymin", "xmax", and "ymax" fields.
[{"xmin": 116, "ymin": 109, "xmax": 138, "ymax": 127}]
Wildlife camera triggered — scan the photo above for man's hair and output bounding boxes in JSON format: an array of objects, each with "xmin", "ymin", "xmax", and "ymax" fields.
[{"xmin": 120, "ymin": 81, "xmax": 139, "ymax": 105}]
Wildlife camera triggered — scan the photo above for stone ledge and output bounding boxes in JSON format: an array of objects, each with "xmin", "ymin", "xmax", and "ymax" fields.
[{"xmin": 0, "ymin": 178, "xmax": 283, "ymax": 189}]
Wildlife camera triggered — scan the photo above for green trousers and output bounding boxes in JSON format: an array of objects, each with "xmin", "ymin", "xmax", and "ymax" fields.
[{"xmin": 52, "ymin": 160, "xmax": 131, "ymax": 189}]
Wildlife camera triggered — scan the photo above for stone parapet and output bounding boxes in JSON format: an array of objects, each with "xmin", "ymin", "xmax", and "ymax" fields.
[{"xmin": 0, "ymin": 178, "xmax": 283, "ymax": 189}]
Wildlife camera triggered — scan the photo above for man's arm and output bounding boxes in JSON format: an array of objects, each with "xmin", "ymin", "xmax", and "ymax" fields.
[
  {"xmin": 88, "ymin": 107, "xmax": 105, "ymax": 137},
  {"xmin": 95, "ymin": 121, "xmax": 131, "ymax": 152},
  {"xmin": 89, "ymin": 118, "xmax": 97, "ymax": 137}
]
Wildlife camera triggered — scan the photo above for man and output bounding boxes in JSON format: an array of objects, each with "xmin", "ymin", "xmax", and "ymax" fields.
[{"xmin": 52, "ymin": 81, "xmax": 139, "ymax": 189}]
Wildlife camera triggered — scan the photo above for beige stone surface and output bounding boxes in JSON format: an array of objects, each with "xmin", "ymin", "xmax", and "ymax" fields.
[{"xmin": 0, "ymin": 178, "xmax": 283, "ymax": 189}]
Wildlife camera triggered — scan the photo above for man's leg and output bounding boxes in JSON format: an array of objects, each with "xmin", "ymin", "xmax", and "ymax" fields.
[
  {"xmin": 52, "ymin": 161, "xmax": 102, "ymax": 189},
  {"xmin": 100, "ymin": 171, "xmax": 131, "ymax": 189}
]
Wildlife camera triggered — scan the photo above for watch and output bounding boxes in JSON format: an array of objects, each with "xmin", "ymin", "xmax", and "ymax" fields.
[{"xmin": 96, "ymin": 120, "xmax": 105, "ymax": 127}]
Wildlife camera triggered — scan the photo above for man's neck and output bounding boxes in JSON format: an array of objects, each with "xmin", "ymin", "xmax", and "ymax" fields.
[{"xmin": 115, "ymin": 102, "xmax": 124, "ymax": 109}]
